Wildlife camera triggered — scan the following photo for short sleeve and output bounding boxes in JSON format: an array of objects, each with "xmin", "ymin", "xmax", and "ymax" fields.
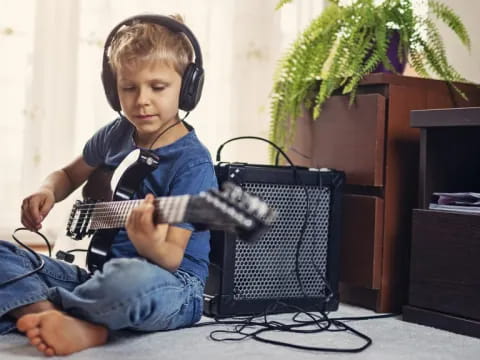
[
  {"xmin": 169, "ymin": 160, "xmax": 218, "ymax": 231},
  {"xmin": 82, "ymin": 122, "xmax": 112, "ymax": 167},
  {"xmin": 82, "ymin": 118, "xmax": 135, "ymax": 167}
]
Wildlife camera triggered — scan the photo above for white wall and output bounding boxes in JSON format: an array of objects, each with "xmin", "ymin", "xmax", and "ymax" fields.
[{"xmin": 433, "ymin": 0, "xmax": 480, "ymax": 83}]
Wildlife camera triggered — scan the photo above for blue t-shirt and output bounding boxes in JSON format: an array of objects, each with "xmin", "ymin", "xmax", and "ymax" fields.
[{"xmin": 82, "ymin": 117, "xmax": 217, "ymax": 283}]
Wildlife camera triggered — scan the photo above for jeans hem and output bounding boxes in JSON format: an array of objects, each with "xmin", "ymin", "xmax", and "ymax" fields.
[
  {"xmin": 0, "ymin": 293, "xmax": 49, "ymax": 335},
  {"xmin": 0, "ymin": 323, "xmax": 17, "ymax": 335},
  {"xmin": 0, "ymin": 293, "xmax": 49, "ymax": 316}
]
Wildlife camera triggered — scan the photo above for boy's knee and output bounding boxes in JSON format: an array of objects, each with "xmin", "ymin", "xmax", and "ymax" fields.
[
  {"xmin": 89, "ymin": 258, "xmax": 174, "ymax": 295},
  {"xmin": 0, "ymin": 239, "xmax": 23, "ymax": 260},
  {"xmin": 0, "ymin": 239, "xmax": 15, "ymax": 251}
]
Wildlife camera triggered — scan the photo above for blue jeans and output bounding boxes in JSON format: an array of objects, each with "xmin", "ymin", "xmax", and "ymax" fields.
[{"xmin": 0, "ymin": 240, "xmax": 204, "ymax": 335}]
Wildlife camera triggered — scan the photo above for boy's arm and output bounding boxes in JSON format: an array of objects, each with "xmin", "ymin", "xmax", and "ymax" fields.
[
  {"xmin": 42, "ymin": 156, "xmax": 96, "ymax": 202},
  {"xmin": 126, "ymin": 194, "xmax": 191, "ymax": 272},
  {"xmin": 21, "ymin": 156, "xmax": 96, "ymax": 231}
]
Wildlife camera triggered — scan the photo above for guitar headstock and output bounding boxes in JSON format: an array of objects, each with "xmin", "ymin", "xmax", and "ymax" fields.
[{"xmin": 187, "ymin": 182, "xmax": 276, "ymax": 243}]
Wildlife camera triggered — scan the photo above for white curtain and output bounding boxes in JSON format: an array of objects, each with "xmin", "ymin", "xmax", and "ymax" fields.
[{"xmin": 0, "ymin": 0, "xmax": 325, "ymax": 242}]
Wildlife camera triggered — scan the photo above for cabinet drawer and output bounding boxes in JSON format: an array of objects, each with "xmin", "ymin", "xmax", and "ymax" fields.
[
  {"xmin": 340, "ymin": 194, "xmax": 384, "ymax": 289},
  {"xmin": 312, "ymin": 94, "xmax": 386, "ymax": 186},
  {"xmin": 410, "ymin": 209, "xmax": 480, "ymax": 321}
]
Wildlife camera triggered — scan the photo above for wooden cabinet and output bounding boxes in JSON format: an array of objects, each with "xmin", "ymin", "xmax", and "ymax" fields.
[
  {"xmin": 403, "ymin": 107, "xmax": 480, "ymax": 338},
  {"xmin": 288, "ymin": 74, "xmax": 480, "ymax": 312}
]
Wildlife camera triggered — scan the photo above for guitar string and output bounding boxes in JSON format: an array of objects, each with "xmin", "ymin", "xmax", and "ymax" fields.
[
  {"xmin": 70, "ymin": 207, "xmax": 178, "ymax": 230},
  {"xmin": 71, "ymin": 193, "xmax": 258, "ymax": 213},
  {"xmin": 70, "ymin": 208, "xmax": 236, "ymax": 230},
  {"xmin": 68, "ymin": 198, "xmax": 244, "ymax": 230},
  {"xmin": 71, "ymin": 188, "xmax": 262, "ymax": 215},
  {"xmin": 72, "ymin": 196, "xmax": 184, "ymax": 209},
  {"xmin": 71, "ymin": 197, "xmax": 187, "ymax": 214},
  {"xmin": 69, "ymin": 197, "xmax": 259, "ymax": 221},
  {"xmin": 70, "ymin": 207, "xmax": 233, "ymax": 224},
  {"xmin": 70, "ymin": 198, "xmax": 185, "ymax": 219},
  {"xmin": 69, "ymin": 202, "xmax": 253, "ymax": 221},
  {"xmin": 67, "ymin": 197, "xmax": 228, "ymax": 226}
]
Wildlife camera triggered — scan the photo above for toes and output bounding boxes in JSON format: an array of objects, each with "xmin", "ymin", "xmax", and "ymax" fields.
[
  {"xmin": 44, "ymin": 347, "xmax": 56, "ymax": 357},
  {"xmin": 26, "ymin": 327, "xmax": 40, "ymax": 339},
  {"xmin": 16, "ymin": 314, "xmax": 40, "ymax": 332},
  {"xmin": 36, "ymin": 342, "xmax": 47, "ymax": 352},
  {"xmin": 29, "ymin": 336, "xmax": 42, "ymax": 346}
]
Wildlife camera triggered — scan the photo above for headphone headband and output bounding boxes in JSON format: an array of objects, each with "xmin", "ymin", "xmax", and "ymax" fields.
[{"xmin": 101, "ymin": 14, "xmax": 204, "ymax": 112}]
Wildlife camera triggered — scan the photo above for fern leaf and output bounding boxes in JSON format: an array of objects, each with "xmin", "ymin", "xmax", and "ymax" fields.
[
  {"xmin": 428, "ymin": 0, "xmax": 471, "ymax": 49},
  {"xmin": 275, "ymin": 0, "xmax": 293, "ymax": 11}
]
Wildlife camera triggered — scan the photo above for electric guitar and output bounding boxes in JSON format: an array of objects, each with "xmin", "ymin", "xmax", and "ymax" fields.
[{"xmin": 66, "ymin": 149, "xmax": 276, "ymax": 273}]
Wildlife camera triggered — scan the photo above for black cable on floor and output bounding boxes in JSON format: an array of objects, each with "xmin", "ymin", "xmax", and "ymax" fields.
[{"xmin": 0, "ymin": 228, "xmax": 52, "ymax": 287}]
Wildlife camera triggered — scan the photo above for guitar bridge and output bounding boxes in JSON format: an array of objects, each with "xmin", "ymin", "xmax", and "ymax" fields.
[{"xmin": 66, "ymin": 200, "xmax": 94, "ymax": 240}]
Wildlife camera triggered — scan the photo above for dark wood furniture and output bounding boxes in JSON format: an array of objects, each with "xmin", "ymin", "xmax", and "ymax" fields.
[
  {"xmin": 403, "ymin": 107, "xmax": 480, "ymax": 338},
  {"xmin": 288, "ymin": 74, "xmax": 480, "ymax": 312}
]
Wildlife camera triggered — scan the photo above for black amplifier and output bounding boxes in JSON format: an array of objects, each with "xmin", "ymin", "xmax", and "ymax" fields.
[{"xmin": 203, "ymin": 162, "xmax": 345, "ymax": 317}]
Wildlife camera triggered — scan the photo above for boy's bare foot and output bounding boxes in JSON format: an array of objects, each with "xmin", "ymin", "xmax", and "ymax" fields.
[{"xmin": 16, "ymin": 310, "xmax": 108, "ymax": 356}]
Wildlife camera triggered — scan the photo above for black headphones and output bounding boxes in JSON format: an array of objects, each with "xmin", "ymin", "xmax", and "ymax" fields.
[{"xmin": 101, "ymin": 14, "xmax": 204, "ymax": 113}]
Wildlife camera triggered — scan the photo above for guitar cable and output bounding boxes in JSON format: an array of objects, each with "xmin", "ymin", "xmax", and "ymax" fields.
[
  {"xmin": 56, "ymin": 248, "xmax": 88, "ymax": 264},
  {"xmin": 0, "ymin": 227, "xmax": 88, "ymax": 287},
  {"xmin": 0, "ymin": 228, "xmax": 51, "ymax": 287}
]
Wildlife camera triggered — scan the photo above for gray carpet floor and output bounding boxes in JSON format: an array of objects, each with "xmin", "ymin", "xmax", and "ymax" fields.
[{"xmin": 1, "ymin": 303, "xmax": 479, "ymax": 359}]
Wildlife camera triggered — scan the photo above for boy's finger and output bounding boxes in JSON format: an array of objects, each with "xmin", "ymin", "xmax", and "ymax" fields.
[
  {"xmin": 21, "ymin": 205, "xmax": 37, "ymax": 228},
  {"xmin": 21, "ymin": 214, "xmax": 39, "ymax": 231},
  {"xmin": 140, "ymin": 201, "xmax": 155, "ymax": 225},
  {"xmin": 26, "ymin": 198, "xmax": 43, "ymax": 224},
  {"xmin": 143, "ymin": 193, "xmax": 155, "ymax": 203},
  {"xmin": 39, "ymin": 198, "xmax": 53, "ymax": 218}
]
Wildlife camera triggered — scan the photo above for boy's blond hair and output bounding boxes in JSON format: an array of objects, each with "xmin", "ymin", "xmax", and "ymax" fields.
[{"xmin": 108, "ymin": 14, "xmax": 193, "ymax": 76}]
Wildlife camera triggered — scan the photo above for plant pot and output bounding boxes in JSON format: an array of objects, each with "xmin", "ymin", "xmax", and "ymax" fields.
[{"xmin": 372, "ymin": 31, "xmax": 407, "ymax": 74}]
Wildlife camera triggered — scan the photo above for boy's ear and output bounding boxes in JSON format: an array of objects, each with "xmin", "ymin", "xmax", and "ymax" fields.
[{"xmin": 179, "ymin": 64, "xmax": 204, "ymax": 112}]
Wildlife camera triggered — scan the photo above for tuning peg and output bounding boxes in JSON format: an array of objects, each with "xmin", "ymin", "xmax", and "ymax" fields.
[{"xmin": 221, "ymin": 182, "xmax": 243, "ymax": 202}]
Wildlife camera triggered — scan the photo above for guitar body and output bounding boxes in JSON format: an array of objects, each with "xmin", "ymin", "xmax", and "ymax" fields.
[{"xmin": 84, "ymin": 149, "xmax": 160, "ymax": 273}]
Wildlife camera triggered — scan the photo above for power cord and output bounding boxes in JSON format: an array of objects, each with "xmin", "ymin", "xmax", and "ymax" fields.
[{"xmin": 193, "ymin": 303, "xmax": 398, "ymax": 352}]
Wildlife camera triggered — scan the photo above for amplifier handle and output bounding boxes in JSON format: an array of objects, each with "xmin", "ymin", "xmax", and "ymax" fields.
[{"xmin": 215, "ymin": 136, "xmax": 292, "ymax": 166}]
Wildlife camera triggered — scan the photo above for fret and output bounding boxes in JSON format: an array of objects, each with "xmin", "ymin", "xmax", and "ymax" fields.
[{"xmin": 86, "ymin": 196, "xmax": 189, "ymax": 230}]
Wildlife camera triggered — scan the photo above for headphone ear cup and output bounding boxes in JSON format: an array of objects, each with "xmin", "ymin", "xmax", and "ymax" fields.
[
  {"xmin": 101, "ymin": 66, "xmax": 121, "ymax": 112},
  {"xmin": 179, "ymin": 63, "xmax": 204, "ymax": 111}
]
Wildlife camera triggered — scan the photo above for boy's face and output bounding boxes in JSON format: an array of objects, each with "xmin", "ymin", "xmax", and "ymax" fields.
[{"xmin": 116, "ymin": 60, "xmax": 182, "ymax": 141}]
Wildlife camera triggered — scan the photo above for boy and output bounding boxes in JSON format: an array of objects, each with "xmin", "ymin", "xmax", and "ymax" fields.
[{"xmin": 0, "ymin": 14, "xmax": 217, "ymax": 356}]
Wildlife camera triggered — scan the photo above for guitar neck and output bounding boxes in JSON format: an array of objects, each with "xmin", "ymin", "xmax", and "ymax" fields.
[
  {"xmin": 68, "ymin": 181, "xmax": 275, "ymax": 243},
  {"xmin": 86, "ymin": 195, "xmax": 190, "ymax": 230}
]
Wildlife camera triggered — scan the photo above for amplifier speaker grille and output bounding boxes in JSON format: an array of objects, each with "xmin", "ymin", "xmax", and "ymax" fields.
[{"xmin": 233, "ymin": 183, "xmax": 331, "ymax": 300}]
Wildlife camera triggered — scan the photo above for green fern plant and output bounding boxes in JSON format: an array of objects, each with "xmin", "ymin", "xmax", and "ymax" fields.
[{"xmin": 269, "ymin": 0, "xmax": 471, "ymax": 162}]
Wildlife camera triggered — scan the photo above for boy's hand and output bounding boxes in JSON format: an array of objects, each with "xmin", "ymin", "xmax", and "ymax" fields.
[
  {"xmin": 21, "ymin": 189, "xmax": 55, "ymax": 231},
  {"xmin": 126, "ymin": 194, "xmax": 168, "ymax": 256}
]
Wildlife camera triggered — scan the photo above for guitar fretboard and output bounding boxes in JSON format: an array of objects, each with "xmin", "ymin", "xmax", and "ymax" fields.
[{"xmin": 75, "ymin": 195, "xmax": 190, "ymax": 230}]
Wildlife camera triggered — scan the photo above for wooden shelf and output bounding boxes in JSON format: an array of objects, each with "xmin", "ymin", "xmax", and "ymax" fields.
[
  {"xmin": 403, "ymin": 305, "xmax": 480, "ymax": 338},
  {"xmin": 411, "ymin": 107, "xmax": 480, "ymax": 127},
  {"xmin": 404, "ymin": 107, "xmax": 480, "ymax": 338}
]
